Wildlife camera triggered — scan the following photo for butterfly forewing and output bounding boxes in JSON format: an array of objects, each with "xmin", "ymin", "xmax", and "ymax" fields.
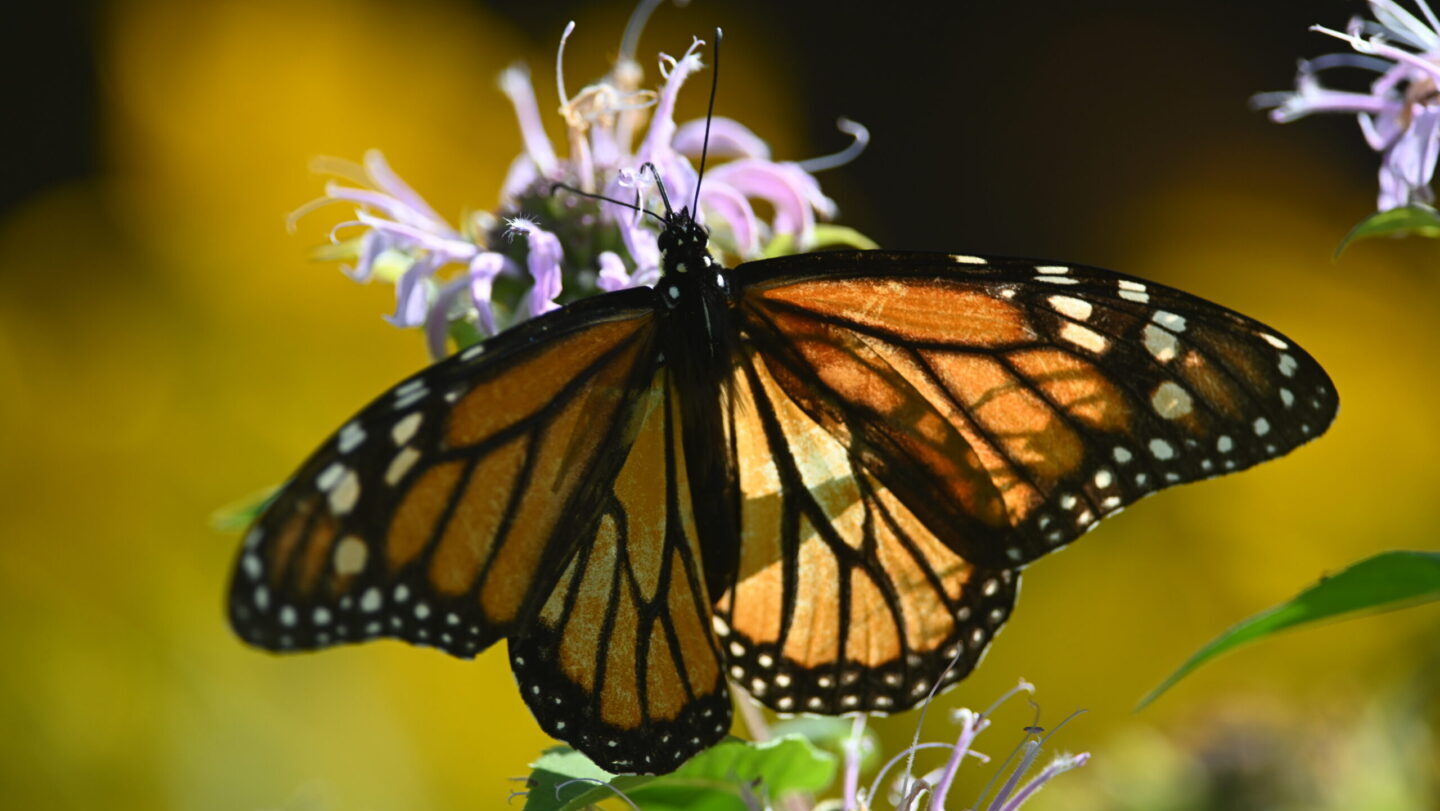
[
  {"xmin": 730, "ymin": 251, "xmax": 1337, "ymax": 569},
  {"xmin": 510, "ymin": 369, "xmax": 731, "ymax": 774},
  {"xmin": 227, "ymin": 291, "xmax": 661, "ymax": 658}
]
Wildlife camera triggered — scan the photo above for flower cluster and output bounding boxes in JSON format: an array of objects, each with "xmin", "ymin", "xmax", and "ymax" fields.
[
  {"xmin": 296, "ymin": 10, "xmax": 870, "ymax": 359},
  {"xmin": 855, "ymin": 680, "xmax": 1090, "ymax": 811},
  {"xmin": 1255, "ymin": 0, "xmax": 1440, "ymax": 213}
]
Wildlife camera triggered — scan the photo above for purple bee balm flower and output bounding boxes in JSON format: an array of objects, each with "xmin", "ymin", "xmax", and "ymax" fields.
[
  {"xmin": 846, "ymin": 679, "xmax": 1089, "ymax": 811},
  {"xmin": 294, "ymin": 2, "xmax": 873, "ymax": 360},
  {"xmin": 1256, "ymin": 1, "xmax": 1440, "ymax": 211}
]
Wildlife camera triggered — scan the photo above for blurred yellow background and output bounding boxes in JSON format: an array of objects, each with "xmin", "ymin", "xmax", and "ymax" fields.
[{"xmin": 1, "ymin": 0, "xmax": 1436, "ymax": 808}]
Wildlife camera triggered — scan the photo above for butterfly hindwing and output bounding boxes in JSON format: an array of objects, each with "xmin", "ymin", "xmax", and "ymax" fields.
[
  {"xmin": 730, "ymin": 251, "xmax": 1337, "ymax": 569},
  {"xmin": 227, "ymin": 290, "xmax": 661, "ymax": 658},
  {"xmin": 712, "ymin": 344, "xmax": 1019, "ymax": 716},
  {"xmin": 510, "ymin": 368, "xmax": 731, "ymax": 774}
]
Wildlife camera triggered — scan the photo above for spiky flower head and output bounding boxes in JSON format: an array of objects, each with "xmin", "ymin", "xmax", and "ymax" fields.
[
  {"xmin": 1256, "ymin": 1, "xmax": 1440, "ymax": 213},
  {"xmin": 295, "ymin": 7, "xmax": 873, "ymax": 359}
]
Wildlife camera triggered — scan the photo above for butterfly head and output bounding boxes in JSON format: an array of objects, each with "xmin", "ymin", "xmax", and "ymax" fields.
[{"xmin": 657, "ymin": 206, "xmax": 715, "ymax": 278}]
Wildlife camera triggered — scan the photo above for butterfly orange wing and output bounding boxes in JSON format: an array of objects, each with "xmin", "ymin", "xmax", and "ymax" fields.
[
  {"xmin": 713, "ymin": 251, "xmax": 1336, "ymax": 712},
  {"xmin": 227, "ymin": 291, "xmax": 661, "ymax": 658},
  {"xmin": 509, "ymin": 366, "xmax": 730, "ymax": 774}
]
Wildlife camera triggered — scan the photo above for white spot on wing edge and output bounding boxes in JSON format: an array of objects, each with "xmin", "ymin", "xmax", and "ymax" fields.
[
  {"xmin": 949, "ymin": 254, "xmax": 986, "ymax": 264},
  {"xmin": 1152, "ymin": 310, "xmax": 1187, "ymax": 332},
  {"xmin": 333, "ymin": 535, "xmax": 367, "ymax": 575},
  {"xmin": 1260, "ymin": 333, "xmax": 1289, "ymax": 350},
  {"xmin": 328, "ymin": 470, "xmax": 361, "ymax": 515},
  {"xmin": 1143, "ymin": 323, "xmax": 1178, "ymax": 362},
  {"xmin": 360, "ymin": 587, "xmax": 382, "ymax": 612},
  {"xmin": 1059, "ymin": 322, "xmax": 1109, "ymax": 353},
  {"xmin": 1035, "ymin": 265, "xmax": 1069, "ymax": 274},
  {"xmin": 1278, "ymin": 353, "xmax": 1298, "ymax": 377},
  {"xmin": 337, "ymin": 422, "xmax": 366, "ymax": 454},
  {"xmin": 1118, "ymin": 281, "xmax": 1150, "ymax": 303},
  {"xmin": 394, "ymin": 388, "xmax": 428, "ymax": 410},
  {"xmin": 1151, "ymin": 381, "xmax": 1194, "ymax": 419},
  {"xmin": 391, "ymin": 412, "xmax": 423, "ymax": 445},
  {"xmin": 1048, "ymin": 295, "xmax": 1093, "ymax": 321},
  {"xmin": 1149, "ymin": 438, "xmax": 1176, "ymax": 460},
  {"xmin": 316, "ymin": 462, "xmax": 345, "ymax": 492},
  {"xmin": 386, "ymin": 447, "xmax": 422, "ymax": 486},
  {"xmin": 395, "ymin": 378, "xmax": 426, "ymax": 397}
]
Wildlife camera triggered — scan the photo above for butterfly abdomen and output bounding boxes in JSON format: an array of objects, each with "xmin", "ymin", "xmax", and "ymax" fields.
[{"xmin": 657, "ymin": 264, "xmax": 742, "ymax": 602}]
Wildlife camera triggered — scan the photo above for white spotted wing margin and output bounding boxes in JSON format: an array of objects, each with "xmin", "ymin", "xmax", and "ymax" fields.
[
  {"xmin": 510, "ymin": 370, "xmax": 731, "ymax": 775},
  {"xmin": 226, "ymin": 287, "xmax": 662, "ymax": 660},
  {"xmin": 726, "ymin": 250, "xmax": 1338, "ymax": 570}
]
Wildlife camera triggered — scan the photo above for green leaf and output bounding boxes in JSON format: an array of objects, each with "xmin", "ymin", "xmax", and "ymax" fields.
[
  {"xmin": 1138, "ymin": 550, "xmax": 1440, "ymax": 709},
  {"xmin": 761, "ymin": 225, "xmax": 879, "ymax": 259},
  {"xmin": 770, "ymin": 716, "xmax": 880, "ymax": 772},
  {"xmin": 447, "ymin": 318, "xmax": 485, "ymax": 352},
  {"xmin": 1335, "ymin": 204, "xmax": 1440, "ymax": 257},
  {"xmin": 211, "ymin": 486, "xmax": 279, "ymax": 532},
  {"xmin": 809, "ymin": 224, "xmax": 880, "ymax": 251},
  {"xmin": 768, "ymin": 716, "xmax": 856, "ymax": 749},
  {"xmin": 671, "ymin": 735, "xmax": 837, "ymax": 797},
  {"xmin": 620, "ymin": 785, "xmax": 752, "ymax": 811},
  {"xmin": 523, "ymin": 747, "xmax": 656, "ymax": 811},
  {"xmin": 521, "ymin": 737, "xmax": 837, "ymax": 811}
]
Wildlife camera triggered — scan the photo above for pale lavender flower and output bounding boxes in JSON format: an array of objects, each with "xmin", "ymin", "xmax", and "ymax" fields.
[
  {"xmin": 506, "ymin": 217, "xmax": 564, "ymax": 318},
  {"xmin": 1256, "ymin": 1, "xmax": 1440, "ymax": 211},
  {"xmin": 294, "ymin": 2, "xmax": 870, "ymax": 360},
  {"xmin": 846, "ymin": 680, "xmax": 1088, "ymax": 811},
  {"xmin": 296, "ymin": 149, "xmax": 518, "ymax": 358}
]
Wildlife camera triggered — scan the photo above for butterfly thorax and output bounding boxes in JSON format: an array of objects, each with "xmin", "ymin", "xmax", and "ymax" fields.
[
  {"xmin": 656, "ymin": 206, "xmax": 715, "ymax": 279},
  {"xmin": 655, "ymin": 207, "xmax": 734, "ymax": 369}
]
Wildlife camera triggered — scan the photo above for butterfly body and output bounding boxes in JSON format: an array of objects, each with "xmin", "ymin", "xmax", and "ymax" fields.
[{"xmin": 229, "ymin": 219, "xmax": 1336, "ymax": 773}]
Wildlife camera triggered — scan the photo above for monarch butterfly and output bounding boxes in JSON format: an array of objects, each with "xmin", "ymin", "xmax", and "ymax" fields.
[
  {"xmin": 229, "ymin": 27, "xmax": 1333, "ymax": 775},
  {"xmin": 227, "ymin": 182, "xmax": 1336, "ymax": 772}
]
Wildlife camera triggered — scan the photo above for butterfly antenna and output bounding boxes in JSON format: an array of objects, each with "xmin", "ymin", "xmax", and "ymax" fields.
[
  {"xmin": 639, "ymin": 161, "xmax": 675, "ymax": 220},
  {"xmin": 549, "ymin": 181, "xmax": 668, "ymax": 225},
  {"xmin": 692, "ymin": 27, "xmax": 722, "ymax": 215}
]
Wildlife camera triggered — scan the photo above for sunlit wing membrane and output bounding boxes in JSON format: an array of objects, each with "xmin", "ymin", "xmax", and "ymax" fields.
[
  {"xmin": 510, "ymin": 370, "xmax": 730, "ymax": 775},
  {"xmin": 227, "ymin": 291, "xmax": 661, "ymax": 657},
  {"xmin": 713, "ymin": 347, "xmax": 1018, "ymax": 716},
  {"xmin": 732, "ymin": 251, "xmax": 1338, "ymax": 569}
]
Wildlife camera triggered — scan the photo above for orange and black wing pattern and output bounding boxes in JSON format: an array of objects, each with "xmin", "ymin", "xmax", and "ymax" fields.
[
  {"xmin": 714, "ymin": 342, "xmax": 1019, "ymax": 715},
  {"xmin": 714, "ymin": 250, "xmax": 1336, "ymax": 713},
  {"xmin": 509, "ymin": 367, "xmax": 730, "ymax": 774},
  {"xmin": 226, "ymin": 289, "xmax": 661, "ymax": 659},
  {"xmin": 227, "ymin": 240, "xmax": 1338, "ymax": 775}
]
